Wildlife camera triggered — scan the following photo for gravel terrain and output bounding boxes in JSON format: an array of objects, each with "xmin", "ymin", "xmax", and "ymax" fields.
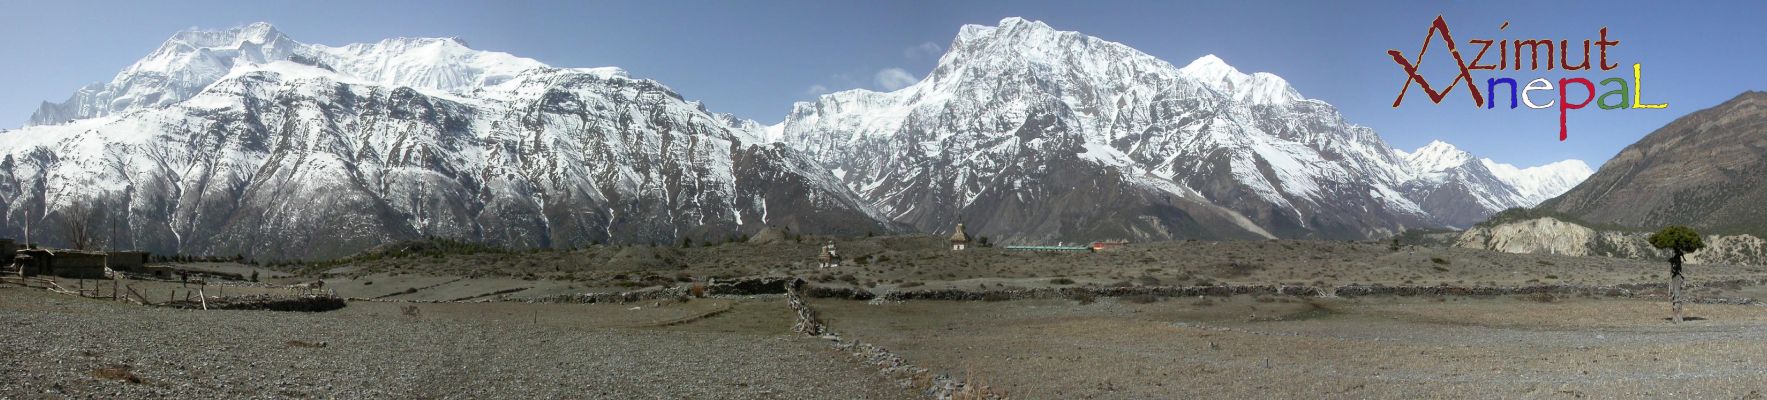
[
  {"xmin": 0, "ymin": 290, "xmax": 913, "ymax": 399},
  {"xmin": 12, "ymin": 237, "xmax": 1767, "ymax": 398},
  {"xmin": 817, "ymin": 296, "xmax": 1767, "ymax": 398}
]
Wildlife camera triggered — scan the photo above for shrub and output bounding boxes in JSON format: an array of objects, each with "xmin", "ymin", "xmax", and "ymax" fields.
[
  {"xmin": 92, "ymin": 366, "xmax": 143, "ymax": 384},
  {"xmin": 899, "ymin": 281, "xmax": 925, "ymax": 288},
  {"xmin": 1068, "ymin": 290, "xmax": 1096, "ymax": 304},
  {"xmin": 1122, "ymin": 294, "xmax": 1160, "ymax": 304},
  {"xmin": 1430, "ymin": 257, "xmax": 1450, "ymax": 265},
  {"xmin": 1048, "ymin": 278, "xmax": 1076, "ymax": 285},
  {"xmin": 1525, "ymin": 292, "xmax": 1557, "ymax": 303}
]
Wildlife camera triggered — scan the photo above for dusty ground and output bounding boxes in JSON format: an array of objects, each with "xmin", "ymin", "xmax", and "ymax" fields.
[
  {"xmin": 0, "ymin": 289, "xmax": 913, "ymax": 399},
  {"xmin": 817, "ymin": 296, "xmax": 1767, "ymax": 398},
  {"xmin": 8, "ymin": 238, "xmax": 1767, "ymax": 398}
]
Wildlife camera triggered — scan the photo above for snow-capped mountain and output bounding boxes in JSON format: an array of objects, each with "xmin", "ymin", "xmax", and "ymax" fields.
[
  {"xmin": 1482, "ymin": 158, "xmax": 1593, "ymax": 205},
  {"xmin": 772, "ymin": 18, "xmax": 1590, "ymax": 242},
  {"xmin": 1, "ymin": 23, "xmax": 897, "ymax": 260},
  {"xmin": 778, "ymin": 18, "xmax": 1437, "ymax": 243},
  {"xmin": 28, "ymin": 23, "xmax": 547, "ymax": 126},
  {"xmin": 2, "ymin": 18, "xmax": 1593, "ymax": 258},
  {"xmin": 1396, "ymin": 140, "xmax": 1590, "ymax": 227}
]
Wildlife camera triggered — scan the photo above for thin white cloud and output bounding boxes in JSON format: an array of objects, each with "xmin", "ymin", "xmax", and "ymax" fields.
[
  {"xmin": 804, "ymin": 84, "xmax": 830, "ymax": 96},
  {"xmin": 873, "ymin": 68, "xmax": 917, "ymax": 91},
  {"xmin": 904, "ymin": 41, "xmax": 944, "ymax": 59}
]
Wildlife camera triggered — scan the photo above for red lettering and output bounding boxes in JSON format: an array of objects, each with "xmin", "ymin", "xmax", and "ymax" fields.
[
  {"xmin": 1558, "ymin": 78, "xmax": 1595, "ymax": 141},
  {"xmin": 1389, "ymin": 16, "xmax": 1485, "ymax": 107}
]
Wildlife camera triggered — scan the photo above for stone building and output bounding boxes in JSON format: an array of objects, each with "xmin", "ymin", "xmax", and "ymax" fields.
[
  {"xmin": 0, "ymin": 238, "xmax": 15, "ymax": 265},
  {"xmin": 16, "ymin": 249, "xmax": 111, "ymax": 279},
  {"xmin": 950, "ymin": 223, "xmax": 971, "ymax": 251},
  {"xmin": 107, "ymin": 251, "xmax": 151, "ymax": 272}
]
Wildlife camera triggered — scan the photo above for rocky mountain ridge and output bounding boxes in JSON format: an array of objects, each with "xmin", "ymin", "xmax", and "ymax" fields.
[{"xmin": 1, "ymin": 19, "xmax": 1592, "ymax": 258}]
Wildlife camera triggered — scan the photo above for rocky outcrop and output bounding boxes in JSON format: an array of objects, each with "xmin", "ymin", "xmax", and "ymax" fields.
[
  {"xmin": 1456, "ymin": 217, "xmax": 1767, "ymax": 265},
  {"xmin": 1454, "ymin": 217, "xmax": 1601, "ymax": 256}
]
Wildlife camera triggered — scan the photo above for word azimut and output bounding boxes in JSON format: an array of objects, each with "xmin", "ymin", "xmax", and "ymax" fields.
[{"xmin": 1388, "ymin": 16, "xmax": 1667, "ymax": 141}]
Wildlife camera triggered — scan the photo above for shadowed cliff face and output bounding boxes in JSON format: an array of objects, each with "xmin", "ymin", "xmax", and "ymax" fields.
[{"xmin": 1542, "ymin": 91, "xmax": 1767, "ymax": 235}]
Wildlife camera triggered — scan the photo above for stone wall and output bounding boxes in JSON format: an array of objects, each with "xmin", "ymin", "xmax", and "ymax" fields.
[
  {"xmin": 0, "ymin": 238, "xmax": 15, "ymax": 265},
  {"xmin": 106, "ymin": 251, "xmax": 149, "ymax": 272}
]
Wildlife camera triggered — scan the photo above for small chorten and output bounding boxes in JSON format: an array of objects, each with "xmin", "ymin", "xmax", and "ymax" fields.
[{"xmin": 950, "ymin": 223, "xmax": 971, "ymax": 251}]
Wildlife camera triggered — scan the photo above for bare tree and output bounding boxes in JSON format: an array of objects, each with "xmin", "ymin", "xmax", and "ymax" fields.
[{"xmin": 57, "ymin": 198, "xmax": 106, "ymax": 250}]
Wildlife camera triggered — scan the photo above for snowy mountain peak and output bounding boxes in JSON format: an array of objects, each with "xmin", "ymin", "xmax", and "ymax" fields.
[
  {"xmin": 1178, "ymin": 54, "xmax": 1240, "ymax": 81},
  {"xmin": 1178, "ymin": 54, "xmax": 1301, "ymax": 105},
  {"xmin": 318, "ymin": 35, "xmax": 548, "ymax": 92},
  {"xmin": 1481, "ymin": 158, "xmax": 1595, "ymax": 205},
  {"xmin": 164, "ymin": 21, "xmax": 289, "ymax": 49},
  {"xmin": 27, "ymin": 22, "xmax": 559, "ymax": 126},
  {"xmin": 996, "ymin": 16, "xmax": 1049, "ymax": 30},
  {"xmin": 949, "ymin": 17, "xmax": 1083, "ymax": 55},
  {"xmin": 1403, "ymin": 140, "xmax": 1476, "ymax": 173}
]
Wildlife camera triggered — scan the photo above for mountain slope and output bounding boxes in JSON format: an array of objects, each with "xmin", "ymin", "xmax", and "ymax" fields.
[
  {"xmin": 2, "ymin": 19, "xmax": 1597, "ymax": 258},
  {"xmin": 1396, "ymin": 141, "xmax": 1592, "ymax": 228},
  {"xmin": 0, "ymin": 24, "xmax": 896, "ymax": 259},
  {"xmin": 774, "ymin": 18, "xmax": 1583, "ymax": 243},
  {"xmin": 1481, "ymin": 158, "xmax": 1594, "ymax": 205},
  {"xmin": 1541, "ymin": 91, "xmax": 1767, "ymax": 235}
]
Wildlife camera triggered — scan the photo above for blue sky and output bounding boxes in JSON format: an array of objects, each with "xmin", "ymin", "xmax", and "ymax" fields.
[{"xmin": 2, "ymin": 0, "xmax": 1763, "ymax": 168}]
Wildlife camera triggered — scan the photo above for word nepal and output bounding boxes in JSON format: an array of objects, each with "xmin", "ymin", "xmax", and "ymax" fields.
[{"xmin": 1388, "ymin": 16, "xmax": 1667, "ymax": 140}]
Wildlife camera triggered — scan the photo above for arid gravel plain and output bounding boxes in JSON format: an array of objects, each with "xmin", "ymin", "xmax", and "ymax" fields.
[{"xmin": 5, "ymin": 237, "xmax": 1767, "ymax": 398}]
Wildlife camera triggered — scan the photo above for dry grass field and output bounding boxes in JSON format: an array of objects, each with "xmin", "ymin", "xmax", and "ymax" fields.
[{"xmin": 259, "ymin": 236, "xmax": 1767, "ymax": 301}]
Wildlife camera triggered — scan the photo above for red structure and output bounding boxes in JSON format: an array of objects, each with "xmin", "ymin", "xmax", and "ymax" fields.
[{"xmin": 1089, "ymin": 240, "xmax": 1129, "ymax": 251}]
